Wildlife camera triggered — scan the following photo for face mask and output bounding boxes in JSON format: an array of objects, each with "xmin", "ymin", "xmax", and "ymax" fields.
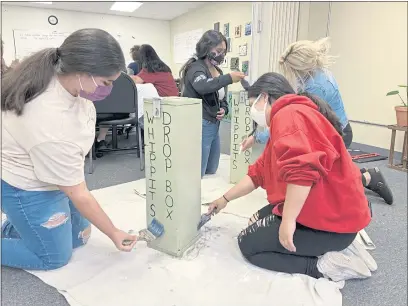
[
  {"xmin": 78, "ymin": 75, "xmax": 113, "ymax": 101},
  {"xmin": 208, "ymin": 52, "xmax": 225, "ymax": 66},
  {"xmin": 250, "ymin": 94, "xmax": 268, "ymax": 127}
]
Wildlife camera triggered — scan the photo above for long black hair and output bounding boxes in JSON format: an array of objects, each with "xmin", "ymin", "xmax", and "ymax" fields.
[
  {"xmin": 179, "ymin": 30, "xmax": 228, "ymax": 86},
  {"xmin": 138, "ymin": 44, "xmax": 171, "ymax": 73},
  {"xmin": 1, "ymin": 28, "xmax": 125, "ymax": 116},
  {"xmin": 248, "ymin": 72, "xmax": 343, "ymax": 135}
]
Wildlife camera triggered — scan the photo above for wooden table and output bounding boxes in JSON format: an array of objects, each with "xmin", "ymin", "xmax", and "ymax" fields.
[{"xmin": 388, "ymin": 125, "xmax": 408, "ymax": 172}]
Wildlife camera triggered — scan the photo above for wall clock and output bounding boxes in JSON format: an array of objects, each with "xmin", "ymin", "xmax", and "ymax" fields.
[{"xmin": 48, "ymin": 15, "xmax": 58, "ymax": 25}]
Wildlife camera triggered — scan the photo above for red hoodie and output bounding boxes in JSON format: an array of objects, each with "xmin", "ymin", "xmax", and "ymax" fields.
[{"xmin": 247, "ymin": 94, "xmax": 371, "ymax": 233}]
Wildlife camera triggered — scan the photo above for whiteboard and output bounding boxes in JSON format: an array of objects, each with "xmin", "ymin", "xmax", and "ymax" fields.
[
  {"xmin": 173, "ymin": 28, "xmax": 203, "ymax": 64},
  {"xmin": 12, "ymin": 29, "xmax": 136, "ymax": 66},
  {"xmin": 13, "ymin": 29, "xmax": 70, "ymax": 60}
]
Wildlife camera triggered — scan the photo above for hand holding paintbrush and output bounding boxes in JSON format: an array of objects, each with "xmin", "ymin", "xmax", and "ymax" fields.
[{"xmin": 122, "ymin": 218, "xmax": 165, "ymax": 247}]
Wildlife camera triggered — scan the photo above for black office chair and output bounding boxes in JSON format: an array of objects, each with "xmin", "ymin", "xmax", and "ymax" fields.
[{"xmin": 88, "ymin": 72, "xmax": 141, "ymax": 173}]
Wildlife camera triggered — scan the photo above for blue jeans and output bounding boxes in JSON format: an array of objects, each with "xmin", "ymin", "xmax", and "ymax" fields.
[
  {"xmin": 1, "ymin": 180, "xmax": 91, "ymax": 270},
  {"xmin": 201, "ymin": 119, "xmax": 221, "ymax": 177}
]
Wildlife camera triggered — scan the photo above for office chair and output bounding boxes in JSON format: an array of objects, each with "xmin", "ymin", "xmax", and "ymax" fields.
[{"xmin": 89, "ymin": 72, "xmax": 142, "ymax": 174}]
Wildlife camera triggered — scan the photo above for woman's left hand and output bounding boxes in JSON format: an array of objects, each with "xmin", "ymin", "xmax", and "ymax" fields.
[
  {"xmin": 216, "ymin": 108, "xmax": 225, "ymax": 120},
  {"xmin": 279, "ymin": 219, "xmax": 297, "ymax": 252}
]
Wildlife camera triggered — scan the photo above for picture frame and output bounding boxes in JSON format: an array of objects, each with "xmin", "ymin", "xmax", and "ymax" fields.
[
  {"xmin": 226, "ymin": 37, "xmax": 232, "ymax": 52},
  {"xmin": 239, "ymin": 44, "xmax": 247, "ymax": 56},
  {"xmin": 242, "ymin": 61, "xmax": 249, "ymax": 76},
  {"xmin": 245, "ymin": 22, "xmax": 252, "ymax": 36},
  {"xmin": 214, "ymin": 22, "xmax": 220, "ymax": 32},
  {"xmin": 230, "ymin": 57, "xmax": 239, "ymax": 70},
  {"xmin": 223, "ymin": 23, "xmax": 230, "ymax": 37},
  {"xmin": 234, "ymin": 25, "xmax": 241, "ymax": 38}
]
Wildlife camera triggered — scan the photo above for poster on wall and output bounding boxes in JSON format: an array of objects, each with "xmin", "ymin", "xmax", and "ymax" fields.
[
  {"xmin": 223, "ymin": 23, "xmax": 230, "ymax": 37},
  {"xmin": 226, "ymin": 37, "xmax": 232, "ymax": 52},
  {"xmin": 214, "ymin": 22, "xmax": 220, "ymax": 32},
  {"xmin": 245, "ymin": 23, "xmax": 252, "ymax": 36},
  {"xmin": 242, "ymin": 61, "xmax": 249, "ymax": 76},
  {"xmin": 230, "ymin": 57, "xmax": 239, "ymax": 70},
  {"xmin": 239, "ymin": 44, "xmax": 247, "ymax": 56},
  {"xmin": 234, "ymin": 25, "xmax": 241, "ymax": 38}
]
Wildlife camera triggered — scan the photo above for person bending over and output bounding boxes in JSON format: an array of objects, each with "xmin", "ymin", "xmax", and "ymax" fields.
[
  {"xmin": 179, "ymin": 30, "xmax": 245, "ymax": 177},
  {"xmin": 131, "ymin": 44, "xmax": 179, "ymax": 97},
  {"xmin": 1, "ymin": 28, "xmax": 137, "ymax": 271},
  {"xmin": 127, "ymin": 45, "xmax": 141, "ymax": 75},
  {"xmin": 240, "ymin": 38, "xmax": 393, "ymax": 205},
  {"xmin": 208, "ymin": 72, "xmax": 376, "ymax": 281}
]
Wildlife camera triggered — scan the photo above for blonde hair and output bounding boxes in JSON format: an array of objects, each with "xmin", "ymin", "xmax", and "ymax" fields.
[{"xmin": 279, "ymin": 37, "xmax": 337, "ymax": 92}]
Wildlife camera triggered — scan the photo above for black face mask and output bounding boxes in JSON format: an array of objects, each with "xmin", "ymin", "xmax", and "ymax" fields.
[{"xmin": 208, "ymin": 52, "xmax": 225, "ymax": 66}]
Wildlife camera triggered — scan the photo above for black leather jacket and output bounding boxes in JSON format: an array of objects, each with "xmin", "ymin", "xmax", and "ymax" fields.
[{"xmin": 182, "ymin": 59, "xmax": 232, "ymax": 123}]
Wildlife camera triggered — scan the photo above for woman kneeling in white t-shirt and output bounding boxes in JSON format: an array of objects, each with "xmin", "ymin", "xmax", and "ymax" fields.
[{"xmin": 1, "ymin": 28, "xmax": 137, "ymax": 270}]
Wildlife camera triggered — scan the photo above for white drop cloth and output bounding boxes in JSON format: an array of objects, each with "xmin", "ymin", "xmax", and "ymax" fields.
[{"xmin": 12, "ymin": 155, "xmax": 372, "ymax": 306}]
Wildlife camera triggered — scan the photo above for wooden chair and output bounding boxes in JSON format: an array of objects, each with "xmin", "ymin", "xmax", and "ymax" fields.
[{"xmin": 387, "ymin": 124, "xmax": 408, "ymax": 172}]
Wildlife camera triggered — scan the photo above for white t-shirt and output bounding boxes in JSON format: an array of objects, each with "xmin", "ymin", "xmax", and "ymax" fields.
[
  {"xmin": 1, "ymin": 77, "xmax": 96, "ymax": 191},
  {"xmin": 218, "ymin": 87, "xmax": 225, "ymax": 101}
]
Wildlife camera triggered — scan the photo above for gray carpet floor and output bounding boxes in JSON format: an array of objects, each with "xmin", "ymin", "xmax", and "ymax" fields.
[{"xmin": 2, "ymin": 122, "xmax": 407, "ymax": 306}]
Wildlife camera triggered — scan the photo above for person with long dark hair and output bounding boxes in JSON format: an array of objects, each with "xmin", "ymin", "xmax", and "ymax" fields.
[
  {"xmin": 132, "ymin": 44, "xmax": 178, "ymax": 97},
  {"xmin": 207, "ymin": 72, "xmax": 376, "ymax": 282},
  {"xmin": 241, "ymin": 38, "xmax": 393, "ymax": 205},
  {"xmin": 1, "ymin": 28, "xmax": 138, "ymax": 271},
  {"xmin": 179, "ymin": 30, "xmax": 245, "ymax": 177}
]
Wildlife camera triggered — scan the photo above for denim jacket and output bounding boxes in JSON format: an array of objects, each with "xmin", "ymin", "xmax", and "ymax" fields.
[{"xmin": 255, "ymin": 69, "xmax": 349, "ymax": 144}]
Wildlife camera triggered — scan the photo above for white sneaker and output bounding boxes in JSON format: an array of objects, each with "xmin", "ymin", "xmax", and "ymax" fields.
[
  {"xmin": 345, "ymin": 239, "xmax": 377, "ymax": 272},
  {"xmin": 317, "ymin": 250, "xmax": 372, "ymax": 282}
]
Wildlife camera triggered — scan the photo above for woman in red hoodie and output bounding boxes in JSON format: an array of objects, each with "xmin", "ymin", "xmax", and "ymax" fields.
[{"xmin": 207, "ymin": 73, "xmax": 376, "ymax": 281}]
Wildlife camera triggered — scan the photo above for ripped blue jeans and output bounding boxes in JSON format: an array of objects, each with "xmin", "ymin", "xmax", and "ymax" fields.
[{"xmin": 1, "ymin": 180, "xmax": 91, "ymax": 270}]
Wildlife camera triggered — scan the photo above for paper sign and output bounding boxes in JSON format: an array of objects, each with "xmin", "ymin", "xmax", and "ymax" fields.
[{"xmin": 153, "ymin": 98, "xmax": 161, "ymax": 118}]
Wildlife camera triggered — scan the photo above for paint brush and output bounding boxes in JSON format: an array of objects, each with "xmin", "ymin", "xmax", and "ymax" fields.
[
  {"xmin": 122, "ymin": 218, "xmax": 165, "ymax": 246},
  {"xmin": 197, "ymin": 213, "xmax": 212, "ymax": 230}
]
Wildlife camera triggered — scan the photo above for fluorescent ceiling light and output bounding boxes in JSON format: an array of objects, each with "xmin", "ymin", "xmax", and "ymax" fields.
[
  {"xmin": 110, "ymin": 2, "xmax": 143, "ymax": 12},
  {"xmin": 34, "ymin": 2, "xmax": 52, "ymax": 4}
]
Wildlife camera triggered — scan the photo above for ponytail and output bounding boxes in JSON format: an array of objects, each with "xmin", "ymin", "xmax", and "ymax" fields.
[
  {"xmin": 298, "ymin": 91, "xmax": 344, "ymax": 136},
  {"xmin": 178, "ymin": 56, "xmax": 197, "ymax": 93},
  {"xmin": 1, "ymin": 48, "xmax": 59, "ymax": 115},
  {"xmin": 279, "ymin": 37, "xmax": 337, "ymax": 92}
]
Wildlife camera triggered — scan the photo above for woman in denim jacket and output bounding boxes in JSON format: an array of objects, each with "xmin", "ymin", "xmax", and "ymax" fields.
[{"xmin": 241, "ymin": 38, "xmax": 393, "ymax": 205}]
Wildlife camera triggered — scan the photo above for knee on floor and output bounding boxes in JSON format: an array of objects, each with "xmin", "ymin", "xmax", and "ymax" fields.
[{"xmin": 41, "ymin": 249, "xmax": 73, "ymax": 270}]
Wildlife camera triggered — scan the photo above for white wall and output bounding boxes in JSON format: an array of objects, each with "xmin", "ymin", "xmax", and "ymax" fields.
[
  {"xmin": 328, "ymin": 2, "xmax": 407, "ymax": 151},
  {"xmin": 170, "ymin": 2, "xmax": 253, "ymax": 91},
  {"xmin": 255, "ymin": 2, "xmax": 407, "ymax": 151},
  {"xmin": 1, "ymin": 5, "xmax": 172, "ymax": 68}
]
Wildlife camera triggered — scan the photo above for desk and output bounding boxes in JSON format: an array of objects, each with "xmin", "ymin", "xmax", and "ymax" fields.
[{"xmin": 387, "ymin": 125, "xmax": 408, "ymax": 172}]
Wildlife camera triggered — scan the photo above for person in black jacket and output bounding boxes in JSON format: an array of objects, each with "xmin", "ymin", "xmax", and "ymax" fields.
[{"xmin": 180, "ymin": 30, "xmax": 245, "ymax": 177}]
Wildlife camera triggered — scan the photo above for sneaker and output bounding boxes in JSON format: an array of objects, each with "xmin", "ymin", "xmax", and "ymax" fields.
[
  {"xmin": 317, "ymin": 250, "xmax": 372, "ymax": 282},
  {"xmin": 345, "ymin": 239, "xmax": 377, "ymax": 272},
  {"xmin": 364, "ymin": 167, "xmax": 393, "ymax": 205}
]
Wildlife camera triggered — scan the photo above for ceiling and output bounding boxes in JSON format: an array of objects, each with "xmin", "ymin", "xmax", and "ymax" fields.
[{"xmin": 3, "ymin": 1, "xmax": 207, "ymax": 20}]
